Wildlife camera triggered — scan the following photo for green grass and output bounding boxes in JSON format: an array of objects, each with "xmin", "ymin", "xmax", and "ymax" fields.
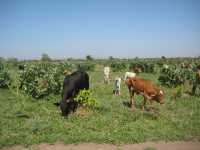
[{"xmin": 0, "ymin": 65, "xmax": 200, "ymax": 148}]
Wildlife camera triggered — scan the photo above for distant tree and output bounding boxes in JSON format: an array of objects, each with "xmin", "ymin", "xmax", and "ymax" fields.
[
  {"xmin": 161, "ymin": 56, "xmax": 166, "ymax": 59},
  {"xmin": 86, "ymin": 55, "xmax": 94, "ymax": 61},
  {"xmin": 41, "ymin": 53, "xmax": 51, "ymax": 62},
  {"xmin": 109, "ymin": 56, "xmax": 114, "ymax": 60},
  {"xmin": 67, "ymin": 57, "xmax": 74, "ymax": 61}
]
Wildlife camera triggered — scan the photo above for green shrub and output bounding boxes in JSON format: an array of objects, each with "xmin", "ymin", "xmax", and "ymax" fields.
[
  {"xmin": 19, "ymin": 62, "xmax": 72, "ymax": 98},
  {"xmin": 74, "ymin": 89, "xmax": 98, "ymax": 107},
  {"xmin": 159, "ymin": 65, "xmax": 184, "ymax": 87},
  {"xmin": 110, "ymin": 62, "xmax": 127, "ymax": 72},
  {"xmin": 41, "ymin": 53, "xmax": 51, "ymax": 62},
  {"xmin": 0, "ymin": 63, "xmax": 11, "ymax": 88},
  {"xmin": 129, "ymin": 61, "xmax": 155, "ymax": 73},
  {"xmin": 192, "ymin": 71, "xmax": 200, "ymax": 96},
  {"xmin": 158, "ymin": 65, "xmax": 195, "ymax": 87}
]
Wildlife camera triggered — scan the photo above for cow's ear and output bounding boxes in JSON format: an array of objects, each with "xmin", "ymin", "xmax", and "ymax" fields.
[{"xmin": 159, "ymin": 90, "xmax": 164, "ymax": 95}]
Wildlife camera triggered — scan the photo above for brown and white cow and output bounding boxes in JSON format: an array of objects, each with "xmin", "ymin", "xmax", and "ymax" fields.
[{"xmin": 125, "ymin": 77, "xmax": 165, "ymax": 110}]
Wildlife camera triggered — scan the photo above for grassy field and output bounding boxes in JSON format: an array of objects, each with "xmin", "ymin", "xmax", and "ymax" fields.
[{"xmin": 0, "ymin": 64, "xmax": 200, "ymax": 148}]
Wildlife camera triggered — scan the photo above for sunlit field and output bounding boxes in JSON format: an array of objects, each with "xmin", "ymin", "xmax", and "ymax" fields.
[{"xmin": 0, "ymin": 58, "xmax": 200, "ymax": 148}]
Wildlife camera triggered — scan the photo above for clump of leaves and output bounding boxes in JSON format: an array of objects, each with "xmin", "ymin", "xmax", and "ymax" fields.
[
  {"xmin": 191, "ymin": 70, "xmax": 200, "ymax": 96},
  {"xmin": 129, "ymin": 61, "xmax": 155, "ymax": 73},
  {"xmin": 19, "ymin": 62, "xmax": 72, "ymax": 98},
  {"xmin": 74, "ymin": 89, "xmax": 98, "ymax": 107},
  {"xmin": 0, "ymin": 63, "xmax": 11, "ymax": 88},
  {"xmin": 158, "ymin": 65, "xmax": 193, "ymax": 87},
  {"xmin": 110, "ymin": 62, "xmax": 127, "ymax": 72},
  {"xmin": 172, "ymin": 85, "xmax": 184, "ymax": 99}
]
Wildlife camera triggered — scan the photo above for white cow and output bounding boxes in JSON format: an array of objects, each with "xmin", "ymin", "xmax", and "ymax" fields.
[
  {"xmin": 104, "ymin": 66, "xmax": 110, "ymax": 84},
  {"xmin": 124, "ymin": 72, "xmax": 136, "ymax": 81},
  {"xmin": 114, "ymin": 77, "xmax": 122, "ymax": 96}
]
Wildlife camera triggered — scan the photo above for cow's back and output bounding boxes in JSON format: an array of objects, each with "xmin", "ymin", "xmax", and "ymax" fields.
[
  {"xmin": 131, "ymin": 77, "xmax": 157, "ymax": 94},
  {"xmin": 63, "ymin": 71, "xmax": 89, "ymax": 100}
]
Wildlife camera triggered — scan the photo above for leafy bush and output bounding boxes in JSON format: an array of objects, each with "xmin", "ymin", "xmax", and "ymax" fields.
[
  {"xmin": 86, "ymin": 55, "xmax": 94, "ymax": 61},
  {"xmin": 41, "ymin": 53, "xmax": 51, "ymax": 62},
  {"xmin": 158, "ymin": 65, "xmax": 184, "ymax": 87},
  {"xmin": 158, "ymin": 65, "xmax": 195, "ymax": 87},
  {"xmin": 192, "ymin": 71, "xmax": 200, "ymax": 96},
  {"xmin": 74, "ymin": 89, "xmax": 98, "ymax": 107},
  {"xmin": 0, "ymin": 63, "xmax": 11, "ymax": 88},
  {"xmin": 129, "ymin": 61, "xmax": 155, "ymax": 73},
  {"xmin": 19, "ymin": 62, "xmax": 72, "ymax": 98},
  {"xmin": 110, "ymin": 62, "xmax": 127, "ymax": 72}
]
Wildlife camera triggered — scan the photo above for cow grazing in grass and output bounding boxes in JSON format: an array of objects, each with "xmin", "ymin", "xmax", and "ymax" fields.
[
  {"xmin": 54, "ymin": 71, "xmax": 89, "ymax": 116},
  {"xmin": 125, "ymin": 77, "xmax": 165, "ymax": 110}
]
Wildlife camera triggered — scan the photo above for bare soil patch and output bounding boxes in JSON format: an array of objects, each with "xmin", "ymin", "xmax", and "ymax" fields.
[{"xmin": 1, "ymin": 141, "xmax": 200, "ymax": 150}]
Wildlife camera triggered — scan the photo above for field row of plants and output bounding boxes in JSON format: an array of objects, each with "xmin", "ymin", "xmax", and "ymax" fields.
[
  {"xmin": 110, "ymin": 61, "xmax": 155, "ymax": 73},
  {"xmin": 158, "ymin": 64, "xmax": 200, "ymax": 96},
  {"xmin": 0, "ymin": 58, "xmax": 200, "ymax": 147},
  {"xmin": 1, "ymin": 58, "xmax": 200, "ymax": 97},
  {"xmin": 19, "ymin": 63, "xmax": 67, "ymax": 98},
  {"xmin": 0, "ymin": 63, "xmax": 11, "ymax": 88},
  {"xmin": 0, "ymin": 61, "xmax": 97, "ymax": 98}
]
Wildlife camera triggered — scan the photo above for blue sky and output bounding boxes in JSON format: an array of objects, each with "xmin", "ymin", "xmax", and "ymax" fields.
[{"xmin": 0, "ymin": 0, "xmax": 200, "ymax": 59}]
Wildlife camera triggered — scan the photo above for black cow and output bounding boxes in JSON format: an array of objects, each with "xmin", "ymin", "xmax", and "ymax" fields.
[{"xmin": 55, "ymin": 71, "xmax": 89, "ymax": 116}]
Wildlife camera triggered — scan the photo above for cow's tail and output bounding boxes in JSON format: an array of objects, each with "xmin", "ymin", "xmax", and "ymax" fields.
[{"xmin": 54, "ymin": 102, "xmax": 60, "ymax": 106}]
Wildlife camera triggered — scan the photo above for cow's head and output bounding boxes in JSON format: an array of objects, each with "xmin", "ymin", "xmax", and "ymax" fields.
[
  {"xmin": 156, "ymin": 90, "xmax": 165, "ymax": 104},
  {"xmin": 59, "ymin": 98, "xmax": 78, "ymax": 116},
  {"xmin": 125, "ymin": 77, "xmax": 132, "ymax": 86}
]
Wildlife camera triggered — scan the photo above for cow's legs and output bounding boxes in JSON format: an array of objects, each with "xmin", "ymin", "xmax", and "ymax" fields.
[
  {"xmin": 142, "ymin": 97, "xmax": 147, "ymax": 111},
  {"xmin": 128, "ymin": 87, "xmax": 132, "ymax": 105},
  {"xmin": 130, "ymin": 90, "xmax": 135, "ymax": 110}
]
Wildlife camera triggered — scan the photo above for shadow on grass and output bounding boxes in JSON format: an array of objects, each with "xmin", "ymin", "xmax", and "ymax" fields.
[
  {"xmin": 122, "ymin": 100, "xmax": 143, "ymax": 109},
  {"xmin": 122, "ymin": 101, "xmax": 131, "ymax": 108},
  {"xmin": 122, "ymin": 100, "xmax": 160, "ymax": 120},
  {"xmin": 92, "ymin": 105, "xmax": 110, "ymax": 114}
]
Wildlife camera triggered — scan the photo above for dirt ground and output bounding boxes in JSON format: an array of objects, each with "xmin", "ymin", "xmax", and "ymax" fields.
[{"xmin": 1, "ymin": 141, "xmax": 200, "ymax": 150}]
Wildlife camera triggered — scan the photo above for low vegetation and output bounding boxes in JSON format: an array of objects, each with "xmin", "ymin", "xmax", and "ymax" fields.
[
  {"xmin": 18, "ymin": 62, "xmax": 72, "ymax": 98},
  {"xmin": 0, "ymin": 63, "xmax": 11, "ymax": 88},
  {"xmin": 74, "ymin": 89, "xmax": 98, "ymax": 107},
  {"xmin": 0, "ymin": 57, "xmax": 200, "ymax": 148}
]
